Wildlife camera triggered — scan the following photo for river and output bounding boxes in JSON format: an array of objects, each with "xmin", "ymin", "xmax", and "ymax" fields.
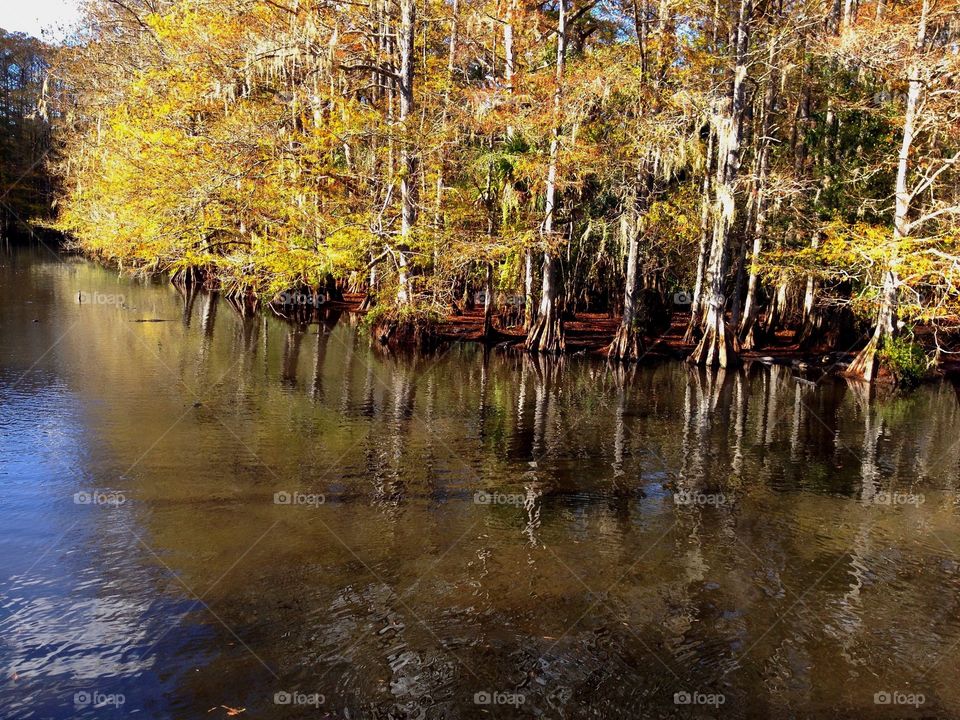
[{"xmin": 2, "ymin": 246, "xmax": 960, "ymax": 718}]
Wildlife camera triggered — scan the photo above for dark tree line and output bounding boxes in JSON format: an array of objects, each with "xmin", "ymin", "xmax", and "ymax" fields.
[{"xmin": 0, "ymin": 29, "xmax": 54, "ymax": 240}]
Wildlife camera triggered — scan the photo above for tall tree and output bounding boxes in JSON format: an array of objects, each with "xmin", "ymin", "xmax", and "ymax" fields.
[
  {"xmin": 395, "ymin": 0, "xmax": 417, "ymax": 304},
  {"xmin": 689, "ymin": 0, "xmax": 752, "ymax": 367},
  {"xmin": 525, "ymin": 0, "xmax": 569, "ymax": 354}
]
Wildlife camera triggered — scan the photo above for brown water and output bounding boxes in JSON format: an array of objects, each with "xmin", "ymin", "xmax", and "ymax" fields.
[{"xmin": 2, "ymin": 246, "xmax": 960, "ymax": 719}]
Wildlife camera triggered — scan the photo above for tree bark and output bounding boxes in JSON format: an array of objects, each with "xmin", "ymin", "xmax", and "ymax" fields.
[
  {"xmin": 525, "ymin": 0, "xmax": 567, "ymax": 354},
  {"xmin": 524, "ymin": 248, "xmax": 537, "ymax": 330},
  {"xmin": 504, "ymin": 0, "xmax": 516, "ymax": 137},
  {"xmin": 433, "ymin": 0, "xmax": 458, "ymax": 228},
  {"xmin": 483, "ymin": 261, "xmax": 496, "ymax": 338},
  {"xmin": 762, "ymin": 274, "xmax": 789, "ymax": 335},
  {"xmin": 396, "ymin": 0, "xmax": 416, "ymax": 305},
  {"xmin": 847, "ymin": 0, "xmax": 927, "ymax": 381},
  {"xmin": 360, "ymin": 253, "xmax": 378, "ymax": 310},
  {"xmin": 683, "ymin": 125, "xmax": 714, "ymax": 344},
  {"xmin": 739, "ymin": 38, "xmax": 778, "ymax": 350},
  {"xmin": 689, "ymin": 0, "xmax": 751, "ymax": 367},
  {"xmin": 608, "ymin": 188, "xmax": 645, "ymax": 361},
  {"xmin": 505, "ymin": 0, "xmax": 536, "ymax": 332},
  {"xmin": 797, "ymin": 233, "xmax": 823, "ymax": 348}
]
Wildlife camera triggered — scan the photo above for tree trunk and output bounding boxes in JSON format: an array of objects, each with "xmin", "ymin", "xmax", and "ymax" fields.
[
  {"xmin": 360, "ymin": 258, "xmax": 377, "ymax": 311},
  {"xmin": 524, "ymin": 249, "xmax": 536, "ymax": 330},
  {"xmin": 762, "ymin": 274, "xmax": 789, "ymax": 335},
  {"xmin": 483, "ymin": 261, "xmax": 496, "ymax": 339},
  {"xmin": 506, "ymin": 2, "xmax": 536, "ymax": 333},
  {"xmin": 526, "ymin": 255, "xmax": 565, "ymax": 353},
  {"xmin": 684, "ymin": 125, "xmax": 714, "ymax": 344},
  {"xmin": 729, "ymin": 240, "xmax": 747, "ymax": 329},
  {"xmin": 608, "ymin": 193, "xmax": 645, "ymax": 361},
  {"xmin": 846, "ymin": 268, "xmax": 897, "ymax": 382},
  {"xmin": 432, "ymin": 0, "xmax": 458, "ymax": 228},
  {"xmin": 739, "ymin": 229, "xmax": 764, "ymax": 350},
  {"xmin": 847, "ymin": 0, "xmax": 927, "ymax": 381},
  {"xmin": 739, "ymin": 37, "xmax": 778, "ymax": 350},
  {"xmin": 797, "ymin": 233, "xmax": 823, "ymax": 348},
  {"xmin": 525, "ymin": 0, "xmax": 567, "ymax": 354},
  {"xmin": 689, "ymin": 0, "xmax": 751, "ymax": 367},
  {"xmin": 504, "ymin": 0, "xmax": 516, "ymax": 138},
  {"xmin": 842, "ymin": 0, "xmax": 856, "ymax": 30},
  {"xmin": 396, "ymin": 0, "xmax": 416, "ymax": 305}
]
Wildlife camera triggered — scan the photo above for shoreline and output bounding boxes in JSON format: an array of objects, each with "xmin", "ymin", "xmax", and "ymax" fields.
[
  {"xmin": 309, "ymin": 290, "xmax": 960, "ymax": 382},
  {"xmin": 42, "ymin": 246, "xmax": 960, "ymax": 384}
]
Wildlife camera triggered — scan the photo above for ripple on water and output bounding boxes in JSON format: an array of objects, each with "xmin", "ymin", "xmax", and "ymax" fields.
[{"xmin": 4, "ymin": 249, "xmax": 960, "ymax": 718}]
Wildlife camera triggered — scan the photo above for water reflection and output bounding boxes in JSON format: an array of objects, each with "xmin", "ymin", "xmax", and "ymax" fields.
[{"xmin": 2, "ymin": 247, "xmax": 960, "ymax": 718}]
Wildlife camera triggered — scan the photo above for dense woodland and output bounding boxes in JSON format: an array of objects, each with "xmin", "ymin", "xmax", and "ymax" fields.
[
  {"xmin": 8, "ymin": 0, "xmax": 960, "ymax": 380},
  {"xmin": 0, "ymin": 30, "xmax": 53, "ymax": 238}
]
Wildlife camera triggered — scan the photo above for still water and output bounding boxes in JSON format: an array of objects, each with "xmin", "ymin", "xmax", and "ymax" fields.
[{"xmin": 2, "ymin": 247, "xmax": 960, "ymax": 719}]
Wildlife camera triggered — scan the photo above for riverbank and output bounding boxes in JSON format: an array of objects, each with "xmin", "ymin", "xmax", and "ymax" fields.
[
  {"xmin": 434, "ymin": 305, "xmax": 889, "ymax": 376},
  {"xmin": 328, "ymin": 291, "xmax": 872, "ymax": 375},
  {"xmin": 59, "ymin": 245, "xmax": 960, "ymax": 382},
  {"xmin": 198, "ymin": 281, "xmax": 960, "ymax": 383}
]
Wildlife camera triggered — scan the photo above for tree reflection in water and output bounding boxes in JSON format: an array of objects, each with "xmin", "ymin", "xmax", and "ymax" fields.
[{"xmin": 4, "ymin": 250, "xmax": 960, "ymax": 717}]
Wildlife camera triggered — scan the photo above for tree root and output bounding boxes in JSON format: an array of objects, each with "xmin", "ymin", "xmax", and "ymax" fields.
[{"xmin": 688, "ymin": 315, "xmax": 740, "ymax": 367}]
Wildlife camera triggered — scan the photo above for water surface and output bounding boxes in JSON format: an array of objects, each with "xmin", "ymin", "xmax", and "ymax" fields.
[{"xmin": 2, "ymin": 247, "xmax": 960, "ymax": 718}]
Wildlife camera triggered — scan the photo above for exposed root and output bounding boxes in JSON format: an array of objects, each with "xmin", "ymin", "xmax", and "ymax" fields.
[
  {"xmin": 682, "ymin": 310, "xmax": 702, "ymax": 345},
  {"xmin": 688, "ymin": 312, "xmax": 740, "ymax": 367},
  {"xmin": 739, "ymin": 319, "xmax": 764, "ymax": 351},
  {"xmin": 524, "ymin": 306, "xmax": 565, "ymax": 354},
  {"xmin": 606, "ymin": 322, "xmax": 645, "ymax": 362},
  {"xmin": 372, "ymin": 313, "xmax": 442, "ymax": 352},
  {"xmin": 846, "ymin": 332, "xmax": 886, "ymax": 382}
]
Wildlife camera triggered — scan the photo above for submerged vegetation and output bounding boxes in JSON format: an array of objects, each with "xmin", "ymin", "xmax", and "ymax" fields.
[{"xmin": 20, "ymin": 0, "xmax": 960, "ymax": 379}]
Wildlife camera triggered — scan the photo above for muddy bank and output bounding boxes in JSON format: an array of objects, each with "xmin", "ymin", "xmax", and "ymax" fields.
[
  {"xmin": 324, "ymin": 294, "xmax": 844, "ymax": 371},
  {"xmin": 78, "ymin": 249, "xmax": 958, "ymax": 382},
  {"xmin": 213, "ymin": 283, "xmax": 960, "ymax": 381},
  {"xmin": 437, "ymin": 306, "xmax": 858, "ymax": 368}
]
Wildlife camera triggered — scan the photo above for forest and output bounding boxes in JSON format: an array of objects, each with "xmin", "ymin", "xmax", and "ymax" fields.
[
  {"xmin": 13, "ymin": 0, "xmax": 960, "ymax": 381},
  {"xmin": 1, "ymin": 30, "xmax": 53, "ymax": 239},
  {"xmin": 6, "ymin": 4, "xmax": 960, "ymax": 715}
]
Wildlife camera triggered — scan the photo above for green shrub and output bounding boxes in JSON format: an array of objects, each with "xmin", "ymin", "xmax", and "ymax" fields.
[
  {"xmin": 879, "ymin": 334, "xmax": 929, "ymax": 387},
  {"xmin": 361, "ymin": 302, "xmax": 441, "ymax": 330},
  {"xmin": 360, "ymin": 301, "xmax": 389, "ymax": 330},
  {"xmin": 363, "ymin": 301, "xmax": 444, "ymax": 350}
]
